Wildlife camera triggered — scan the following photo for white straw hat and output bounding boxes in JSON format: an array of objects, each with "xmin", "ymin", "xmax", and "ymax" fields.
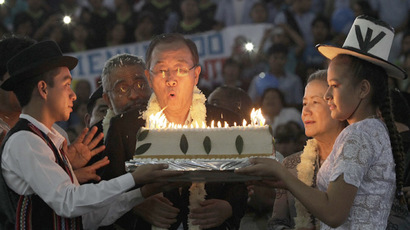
[{"xmin": 316, "ymin": 15, "xmax": 407, "ymax": 79}]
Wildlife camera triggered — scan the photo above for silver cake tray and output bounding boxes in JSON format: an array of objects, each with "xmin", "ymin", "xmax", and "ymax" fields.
[{"xmin": 125, "ymin": 157, "xmax": 275, "ymax": 182}]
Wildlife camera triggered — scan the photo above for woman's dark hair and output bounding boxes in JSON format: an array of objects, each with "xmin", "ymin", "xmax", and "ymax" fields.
[
  {"xmin": 261, "ymin": 88, "xmax": 286, "ymax": 107},
  {"xmin": 145, "ymin": 33, "xmax": 199, "ymax": 70},
  {"xmin": 390, "ymin": 88, "xmax": 410, "ymax": 128},
  {"xmin": 338, "ymin": 54, "xmax": 405, "ymax": 203}
]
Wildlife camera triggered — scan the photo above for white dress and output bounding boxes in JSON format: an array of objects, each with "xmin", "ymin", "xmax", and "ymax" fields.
[{"xmin": 317, "ymin": 118, "xmax": 396, "ymax": 229}]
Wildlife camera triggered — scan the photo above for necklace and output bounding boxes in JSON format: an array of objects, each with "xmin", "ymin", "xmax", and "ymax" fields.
[
  {"xmin": 142, "ymin": 86, "xmax": 207, "ymax": 126},
  {"xmin": 294, "ymin": 138, "xmax": 319, "ymax": 229}
]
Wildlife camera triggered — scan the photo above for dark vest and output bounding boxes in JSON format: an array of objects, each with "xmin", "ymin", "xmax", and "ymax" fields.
[{"xmin": 0, "ymin": 119, "xmax": 82, "ymax": 230}]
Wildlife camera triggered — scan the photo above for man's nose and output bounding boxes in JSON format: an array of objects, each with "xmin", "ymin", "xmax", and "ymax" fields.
[{"xmin": 166, "ymin": 74, "xmax": 177, "ymax": 86}]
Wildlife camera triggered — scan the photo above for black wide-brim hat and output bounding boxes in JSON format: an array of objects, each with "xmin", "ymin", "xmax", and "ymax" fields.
[
  {"xmin": 316, "ymin": 15, "xmax": 407, "ymax": 80},
  {"xmin": 1, "ymin": 40, "xmax": 78, "ymax": 91}
]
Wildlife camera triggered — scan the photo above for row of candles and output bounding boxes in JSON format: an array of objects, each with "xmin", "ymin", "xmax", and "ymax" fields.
[{"xmin": 148, "ymin": 108, "xmax": 266, "ymax": 129}]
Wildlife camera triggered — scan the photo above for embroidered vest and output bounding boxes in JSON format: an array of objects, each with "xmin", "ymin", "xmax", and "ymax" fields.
[{"xmin": 0, "ymin": 119, "xmax": 82, "ymax": 230}]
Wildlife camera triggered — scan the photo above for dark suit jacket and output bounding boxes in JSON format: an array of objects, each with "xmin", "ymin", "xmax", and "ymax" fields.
[{"xmin": 102, "ymin": 104, "xmax": 248, "ymax": 230}]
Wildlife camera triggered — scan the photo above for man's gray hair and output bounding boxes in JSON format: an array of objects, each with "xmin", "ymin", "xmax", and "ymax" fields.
[{"xmin": 101, "ymin": 54, "xmax": 145, "ymax": 92}]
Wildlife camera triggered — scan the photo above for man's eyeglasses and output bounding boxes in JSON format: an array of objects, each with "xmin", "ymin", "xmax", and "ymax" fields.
[
  {"xmin": 108, "ymin": 79, "xmax": 147, "ymax": 97},
  {"xmin": 149, "ymin": 65, "xmax": 198, "ymax": 78}
]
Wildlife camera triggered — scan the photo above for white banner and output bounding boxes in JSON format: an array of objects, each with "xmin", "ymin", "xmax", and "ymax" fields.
[{"xmin": 68, "ymin": 23, "xmax": 272, "ymax": 90}]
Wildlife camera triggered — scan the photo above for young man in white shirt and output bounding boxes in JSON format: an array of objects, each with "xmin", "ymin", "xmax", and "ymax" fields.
[{"xmin": 0, "ymin": 40, "xmax": 180, "ymax": 229}]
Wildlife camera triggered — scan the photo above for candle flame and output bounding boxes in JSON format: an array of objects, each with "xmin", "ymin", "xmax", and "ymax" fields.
[{"xmin": 147, "ymin": 108, "xmax": 266, "ymax": 129}]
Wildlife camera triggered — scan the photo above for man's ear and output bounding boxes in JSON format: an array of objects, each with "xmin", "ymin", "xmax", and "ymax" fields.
[
  {"xmin": 194, "ymin": 65, "xmax": 201, "ymax": 85},
  {"xmin": 38, "ymin": 81, "xmax": 48, "ymax": 98},
  {"xmin": 359, "ymin": 79, "xmax": 371, "ymax": 99},
  {"xmin": 84, "ymin": 113, "xmax": 91, "ymax": 128},
  {"xmin": 102, "ymin": 92, "xmax": 113, "ymax": 109}
]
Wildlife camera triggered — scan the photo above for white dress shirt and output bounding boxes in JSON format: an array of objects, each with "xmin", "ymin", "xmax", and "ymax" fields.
[{"xmin": 1, "ymin": 114, "xmax": 144, "ymax": 229}]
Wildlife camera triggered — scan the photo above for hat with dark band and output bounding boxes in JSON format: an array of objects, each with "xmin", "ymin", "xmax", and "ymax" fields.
[
  {"xmin": 316, "ymin": 15, "xmax": 407, "ymax": 80},
  {"xmin": 1, "ymin": 40, "xmax": 78, "ymax": 91}
]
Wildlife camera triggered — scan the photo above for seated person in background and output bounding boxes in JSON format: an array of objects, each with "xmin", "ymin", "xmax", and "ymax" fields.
[
  {"xmin": 220, "ymin": 58, "xmax": 244, "ymax": 89},
  {"xmin": 207, "ymin": 85, "xmax": 253, "ymax": 122},
  {"xmin": 260, "ymin": 87, "xmax": 303, "ymax": 134},
  {"xmin": 79, "ymin": 85, "xmax": 109, "ymax": 184},
  {"xmin": 84, "ymin": 85, "xmax": 107, "ymax": 129},
  {"xmin": 274, "ymin": 122, "xmax": 305, "ymax": 158},
  {"xmin": 248, "ymin": 44, "xmax": 303, "ymax": 107}
]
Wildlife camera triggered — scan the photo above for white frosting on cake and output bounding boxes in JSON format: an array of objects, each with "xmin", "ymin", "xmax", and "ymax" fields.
[{"xmin": 134, "ymin": 125, "xmax": 274, "ymax": 159}]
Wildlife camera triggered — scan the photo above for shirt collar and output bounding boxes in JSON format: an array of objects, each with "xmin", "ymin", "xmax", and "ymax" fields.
[{"xmin": 19, "ymin": 114, "xmax": 66, "ymax": 149}]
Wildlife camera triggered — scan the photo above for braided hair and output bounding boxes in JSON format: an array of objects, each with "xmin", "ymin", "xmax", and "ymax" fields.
[{"xmin": 340, "ymin": 54, "xmax": 406, "ymax": 203}]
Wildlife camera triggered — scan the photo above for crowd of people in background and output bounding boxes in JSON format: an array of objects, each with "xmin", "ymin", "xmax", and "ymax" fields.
[{"xmin": 1, "ymin": 0, "xmax": 410, "ymax": 229}]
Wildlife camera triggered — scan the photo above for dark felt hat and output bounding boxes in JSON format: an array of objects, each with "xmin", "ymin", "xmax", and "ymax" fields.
[
  {"xmin": 1, "ymin": 40, "xmax": 78, "ymax": 91},
  {"xmin": 316, "ymin": 15, "xmax": 407, "ymax": 79}
]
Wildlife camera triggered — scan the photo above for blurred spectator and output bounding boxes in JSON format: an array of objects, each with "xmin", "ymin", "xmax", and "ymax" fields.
[
  {"xmin": 84, "ymin": 86, "xmax": 107, "ymax": 128},
  {"xmin": 265, "ymin": 0, "xmax": 286, "ymax": 23},
  {"xmin": 352, "ymin": 0, "xmax": 376, "ymax": 18},
  {"xmin": 133, "ymin": 11, "xmax": 156, "ymax": 42},
  {"xmin": 0, "ymin": 24, "xmax": 9, "ymax": 38},
  {"xmin": 302, "ymin": 15, "xmax": 332, "ymax": 80},
  {"xmin": 87, "ymin": 0, "xmax": 115, "ymax": 48},
  {"xmin": 258, "ymin": 25, "xmax": 305, "ymax": 75},
  {"xmin": 68, "ymin": 22, "xmax": 90, "ymax": 52},
  {"xmin": 213, "ymin": 0, "xmax": 259, "ymax": 30},
  {"xmin": 274, "ymin": 121, "xmax": 303, "ymax": 158},
  {"xmin": 248, "ymin": 44, "xmax": 303, "ymax": 107},
  {"xmin": 220, "ymin": 58, "xmax": 244, "ymax": 89},
  {"xmin": 78, "ymin": 6, "xmax": 92, "ymax": 26},
  {"xmin": 207, "ymin": 85, "xmax": 253, "ymax": 122},
  {"xmin": 323, "ymin": 0, "xmax": 354, "ymax": 19},
  {"xmin": 13, "ymin": 11, "xmax": 34, "ymax": 37},
  {"xmin": 198, "ymin": 0, "xmax": 217, "ymax": 27},
  {"xmin": 369, "ymin": 0, "xmax": 410, "ymax": 33},
  {"xmin": 274, "ymin": 0, "xmax": 316, "ymax": 46},
  {"xmin": 260, "ymin": 88, "xmax": 303, "ymax": 134},
  {"xmin": 330, "ymin": 6, "xmax": 354, "ymax": 48},
  {"xmin": 230, "ymin": 35, "xmax": 266, "ymax": 91},
  {"xmin": 45, "ymin": 24, "xmax": 70, "ymax": 53},
  {"xmin": 71, "ymin": 100, "xmax": 89, "ymax": 141},
  {"xmin": 140, "ymin": 0, "xmax": 179, "ymax": 35},
  {"xmin": 113, "ymin": 0, "xmax": 138, "ymax": 43},
  {"xmin": 56, "ymin": 0, "xmax": 83, "ymax": 19},
  {"xmin": 330, "ymin": 6, "xmax": 354, "ymax": 36},
  {"xmin": 74, "ymin": 78, "xmax": 92, "ymax": 105},
  {"xmin": 239, "ymin": 185, "xmax": 276, "ymax": 230},
  {"xmin": 400, "ymin": 52, "xmax": 410, "ymax": 95},
  {"xmin": 106, "ymin": 22, "xmax": 127, "ymax": 46},
  {"xmin": 13, "ymin": 0, "xmax": 51, "ymax": 39},
  {"xmin": 168, "ymin": 0, "xmax": 212, "ymax": 34},
  {"xmin": 250, "ymin": 2, "xmax": 269, "ymax": 24},
  {"xmin": 0, "ymin": 0, "xmax": 28, "ymax": 31},
  {"xmin": 395, "ymin": 31, "xmax": 410, "ymax": 68}
]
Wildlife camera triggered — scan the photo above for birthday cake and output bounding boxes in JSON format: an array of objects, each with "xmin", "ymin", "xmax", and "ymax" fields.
[
  {"xmin": 127, "ymin": 109, "xmax": 276, "ymax": 181},
  {"xmin": 133, "ymin": 125, "xmax": 274, "ymax": 159}
]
